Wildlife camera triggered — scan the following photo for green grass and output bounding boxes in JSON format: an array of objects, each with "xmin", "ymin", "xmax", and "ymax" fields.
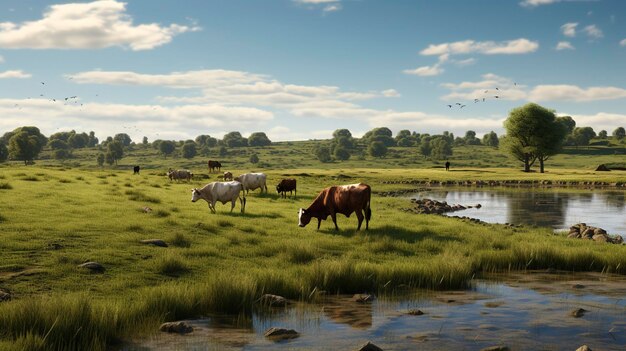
[{"xmin": 0, "ymin": 141, "xmax": 625, "ymax": 350}]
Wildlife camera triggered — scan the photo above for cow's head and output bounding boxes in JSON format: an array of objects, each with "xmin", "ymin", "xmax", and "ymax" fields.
[
  {"xmin": 191, "ymin": 188, "xmax": 201, "ymax": 202},
  {"xmin": 234, "ymin": 175, "xmax": 242, "ymax": 183},
  {"xmin": 276, "ymin": 184, "xmax": 283, "ymax": 193},
  {"xmin": 298, "ymin": 208, "xmax": 311, "ymax": 227}
]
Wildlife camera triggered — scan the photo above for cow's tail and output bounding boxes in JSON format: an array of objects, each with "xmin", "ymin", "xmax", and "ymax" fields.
[{"xmin": 365, "ymin": 187, "xmax": 372, "ymax": 222}]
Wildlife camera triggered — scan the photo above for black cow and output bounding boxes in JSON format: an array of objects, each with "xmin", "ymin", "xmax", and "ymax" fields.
[{"xmin": 133, "ymin": 165, "xmax": 140, "ymax": 175}]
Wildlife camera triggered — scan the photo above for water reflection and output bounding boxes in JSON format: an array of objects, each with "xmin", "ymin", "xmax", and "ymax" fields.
[{"xmin": 411, "ymin": 188, "xmax": 626, "ymax": 237}]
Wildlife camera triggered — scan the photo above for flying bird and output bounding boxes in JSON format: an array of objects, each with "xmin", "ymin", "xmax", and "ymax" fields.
[
  {"xmin": 447, "ymin": 104, "xmax": 452, "ymax": 108},
  {"xmin": 460, "ymin": 105, "xmax": 466, "ymax": 108},
  {"xmin": 495, "ymin": 87, "xmax": 499, "ymax": 90},
  {"xmin": 455, "ymin": 102, "xmax": 462, "ymax": 105},
  {"xmin": 494, "ymin": 96, "xmax": 500, "ymax": 99}
]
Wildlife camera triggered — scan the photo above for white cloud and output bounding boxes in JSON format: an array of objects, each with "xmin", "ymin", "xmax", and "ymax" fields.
[
  {"xmin": 374, "ymin": 111, "xmax": 505, "ymax": 135},
  {"xmin": 0, "ymin": 70, "xmax": 31, "ymax": 78},
  {"xmin": 566, "ymin": 112, "xmax": 626, "ymax": 132},
  {"xmin": 420, "ymin": 38, "xmax": 539, "ymax": 56},
  {"xmin": 295, "ymin": 0, "xmax": 339, "ymax": 3},
  {"xmin": 583, "ymin": 24, "xmax": 603, "ymax": 39},
  {"xmin": 556, "ymin": 41, "xmax": 575, "ymax": 50},
  {"xmin": 323, "ymin": 4, "xmax": 342, "ymax": 12},
  {"xmin": 403, "ymin": 64, "xmax": 444, "ymax": 77},
  {"xmin": 520, "ymin": 0, "xmax": 596, "ymax": 7},
  {"xmin": 619, "ymin": 39, "xmax": 626, "ymax": 46},
  {"xmin": 0, "ymin": 0, "xmax": 200, "ymax": 51},
  {"xmin": 441, "ymin": 73, "xmax": 527, "ymax": 101},
  {"xmin": 0, "ymin": 55, "xmax": 4, "ymax": 63},
  {"xmin": 453, "ymin": 58, "xmax": 476, "ymax": 66},
  {"xmin": 529, "ymin": 85, "xmax": 626, "ymax": 102},
  {"xmin": 382, "ymin": 89, "xmax": 401, "ymax": 97},
  {"xmin": 560, "ymin": 22, "xmax": 578, "ymax": 37}
]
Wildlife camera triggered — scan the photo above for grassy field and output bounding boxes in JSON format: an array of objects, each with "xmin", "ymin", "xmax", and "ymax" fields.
[{"xmin": 1, "ymin": 142, "xmax": 626, "ymax": 350}]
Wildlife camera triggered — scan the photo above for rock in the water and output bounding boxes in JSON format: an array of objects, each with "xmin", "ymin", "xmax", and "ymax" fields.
[
  {"xmin": 352, "ymin": 294, "xmax": 375, "ymax": 303},
  {"xmin": 258, "ymin": 294, "xmax": 287, "ymax": 307},
  {"xmin": 0, "ymin": 288, "xmax": 11, "ymax": 302},
  {"xmin": 576, "ymin": 346, "xmax": 592, "ymax": 351},
  {"xmin": 160, "ymin": 321, "xmax": 193, "ymax": 334},
  {"xmin": 264, "ymin": 327, "xmax": 299, "ymax": 341},
  {"xmin": 141, "ymin": 239, "xmax": 168, "ymax": 247},
  {"xmin": 357, "ymin": 341, "xmax": 384, "ymax": 351},
  {"xmin": 480, "ymin": 346, "xmax": 510, "ymax": 351},
  {"xmin": 407, "ymin": 309, "xmax": 424, "ymax": 316},
  {"xmin": 571, "ymin": 308, "xmax": 587, "ymax": 318},
  {"xmin": 77, "ymin": 261, "xmax": 105, "ymax": 273},
  {"xmin": 572, "ymin": 284, "xmax": 585, "ymax": 289},
  {"xmin": 567, "ymin": 223, "xmax": 623, "ymax": 245}
]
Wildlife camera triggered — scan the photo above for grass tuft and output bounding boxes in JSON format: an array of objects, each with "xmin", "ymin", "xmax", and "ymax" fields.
[
  {"xmin": 125, "ymin": 190, "xmax": 161, "ymax": 204},
  {"xmin": 0, "ymin": 182, "xmax": 12, "ymax": 190},
  {"xmin": 170, "ymin": 233, "xmax": 191, "ymax": 248},
  {"xmin": 156, "ymin": 254, "xmax": 190, "ymax": 277}
]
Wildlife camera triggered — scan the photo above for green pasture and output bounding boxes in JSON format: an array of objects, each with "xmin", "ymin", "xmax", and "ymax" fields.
[{"xmin": 1, "ymin": 142, "xmax": 626, "ymax": 350}]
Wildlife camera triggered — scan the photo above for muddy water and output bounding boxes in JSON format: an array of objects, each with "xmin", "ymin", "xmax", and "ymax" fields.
[
  {"xmin": 123, "ymin": 272, "xmax": 626, "ymax": 350},
  {"xmin": 411, "ymin": 188, "xmax": 626, "ymax": 237}
]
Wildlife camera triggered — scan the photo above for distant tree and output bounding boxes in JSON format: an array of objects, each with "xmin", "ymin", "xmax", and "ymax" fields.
[
  {"xmin": 363, "ymin": 127, "xmax": 395, "ymax": 147},
  {"xmin": 54, "ymin": 148, "xmax": 71, "ymax": 161},
  {"xmin": 314, "ymin": 145, "xmax": 332, "ymax": 163},
  {"xmin": 613, "ymin": 127, "xmax": 625, "ymax": 140},
  {"xmin": 504, "ymin": 103, "xmax": 567, "ymax": 173},
  {"xmin": 96, "ymin": 153, "xmax": 105, "ymax": 167},
  {"xmin": 395, "ymin": 129, "xmax": 414, "ymax": 147},
  {"xmin": 219, "ymin": 146, "xmax": 228, "ymax": 157},
  {"xmin": 196, "ymin": 135, "xmax": 218, "ymax": 148},
  {"xmin": 68, "ymin": 132, "xmax": 89, "ymax": 148},
  {"xmin": 48, "ymin": 139, "xmax": 70, "ymax": 150},
  {"xmin": 419, "ymin": 138, "xmax": 432, "ymax": 157},
  {"xmin": 87, "ymin": 131, "xmax": 98, "ymax": 147},
  {"xmin": 152, "ymin": 139, "xmax": 162, "ymax": 150},
  {"xmin": 107, "ymin": 141, "xmax": 124, "ymax": 164},
  {"xmin": 431, "ymin": 137, "xmax": 453, "ymax": 159},
  {"xmin": 598, "ymin": 130, "xmax": 608, "ymax": 139},
  {"xmin": 368, "ymin": 141, "xmax": 388, "ymax": 158},
  {"xmin": 7, "ymin": 127, "xmax": 47, "ymax": 165},
  {"xmin": 182, "ymin": 142, "xmax": 197, "ymax": 159},
  {"xmin": 248, "ymin": 132, "xmax": 272, "ymax": 147},
  {"xmin": 556, "ymin": 116, "xmax": 576, "ymax": 135},
  {"xmin": 333, "ymin": 146, "xmax": 351, "ymax": 161},
  {"xmin": 0, "ymin": 142, "xmax": 8, "ymax": 163},
  {"xmin": 572, "ymin": 127, "xmax": 596, "ymax": 147},
  {"xmin": 222, "ymin": 131, "xmax": 247, "ymax": 147},
  {"xmin": 332, "ymin": 129, "xmax": 353, "ymax": 139},
  {"xmin": 464, "ymin": 130, "xmax": 481, "ymax": 145},
  {"xmin": 104, "ymin": 152, "xmax": 115, "ymax": 166},
  {"xmin": 250, "ymin": 153, "xmax": 259, "ymax": 164},
  {"xmin": 142, "ymin": 136, "xmax": 149, "ymax": 147},
  {"xmin": 113, "ymin": 133, "xmax": 132, "ymax": 146},
  {"xmin": 482, "ymin": 131, "xmax": 499, "ymax": 147},
  {"xmin": 453, "ymin": 137, "xmax": 466, "ymax": 147},
  {"xmin": 159, "ymin": 140, "xmax": 176, "ymax": 158}
]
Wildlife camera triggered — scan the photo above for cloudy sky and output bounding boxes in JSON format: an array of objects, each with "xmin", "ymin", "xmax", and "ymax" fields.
[{"xmin": 0, "ymin": 0, "xmax": 624, "ymax": 142}]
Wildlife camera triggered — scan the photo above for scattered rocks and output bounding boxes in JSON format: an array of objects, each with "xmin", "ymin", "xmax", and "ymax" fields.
[
  {"xmin": 407, "ymin": 309, "xmax": 424, "ymax": 316},
  {"xmin": 0, "ymin": 288, "xmax": 11, "ymax": 302},
  {"xmin": 576, "ymin": 346, "xmax": 592, "ymax": 351},
  {"xmin": 595, "ymin": 164, "xmax": 610, "ymax": 171},
  {"xmin": 381, "ymin": 179, "xmax": 626, "ymax": 188},
  {"xmin": 46, "ymin": 243, "xmax": 64, "ymax": 250},
  {"xmin": 258, "ymin": 294, "xmax": 288, "ymax": 307},
  {"xmin": 356, "ymin": 341, "xmax": 383, "ymax": 351},
  {"xmin": 140, "ymin": 239, "xmax": 168, "ymax": 247},
  {"xmin": 77, "ymin": 261, "xmax": 105, "ymax": 273},
  {"xmin": 567, "ymin": 223, "xmax": 624, "ymax": 244},
  {"xmin": 406, "ymin": 198, "xmax": 477, "ymax": 215},
  {"xmin": 571, "ymin": 308, "xmax": 588, "ymax": 318},
  {"xmin": 352, "ymin": 294, "xmax": 375, "ymax": 303},
  {"xmin": 264, "ymin": 327, "xmax": 300, "ymax": 341},
  {"xmin": 159, "ymin": 321, "xmax": 193, "ymax": 334},
  {"xmin": 572, "ymin": 284, "xmax": 585, "ymax": 289}
]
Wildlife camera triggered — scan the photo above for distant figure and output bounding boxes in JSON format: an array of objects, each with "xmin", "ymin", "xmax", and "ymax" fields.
[
  {"xmin": 223, "ymin": 171, "xmax": 233, "ymax": 181},
  {"xmin": 208, "ymin": 160, "xmax": 222, "ymax": 173},
  {"xmin": 276, "ymin": 178, "xmax": 297, "ymax": 198},
  {"xmin": 133, "ymin": 165, "xmax": 140, "ymax": 175},
  {"xmin": 445, "ymin": 161, "xmax": 450, "ymax": 171}
]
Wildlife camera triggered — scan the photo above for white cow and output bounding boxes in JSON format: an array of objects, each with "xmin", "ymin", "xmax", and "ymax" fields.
[
  {"xmin": 234, "ymin": 173, "xmax": 268, "ymax": 194},
  {"xmin": 168, "ymin": 169, "xmax": 193, "ymax": 182},
  {"xmin": 191, "ymin": 181, "xmax": 246, "ymax": 213}
]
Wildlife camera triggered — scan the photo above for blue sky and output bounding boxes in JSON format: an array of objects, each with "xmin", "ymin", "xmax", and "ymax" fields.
[{"xmin": 0, "ymin": 0, "xmax": 624, "ymax": 142}]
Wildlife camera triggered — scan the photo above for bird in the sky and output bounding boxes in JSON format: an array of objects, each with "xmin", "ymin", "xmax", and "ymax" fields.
[
  {"xmin": 495, "ymin": 87, "xmax": 499, "ymax": 90},
  {"xmin": 447, "ymin": 104, "xmax": 452, "ymax": 108},
  {"xmin": 494, "ymin": 96, "xmax": 500, "ymax": 99},
  {"xmin": 455, "ymin": 102, "xmax": 462, "ymax": 105},
  {"xmin": 41, "ymin": 82, "xmax": 45, "ymax": 85},
  {"xmin": 474, "ymin": 99, "xmax": 479, "ymax": 103},
  {"xmin": 460, "ymin": 105, "xmax": 466, "ymax": 108}
]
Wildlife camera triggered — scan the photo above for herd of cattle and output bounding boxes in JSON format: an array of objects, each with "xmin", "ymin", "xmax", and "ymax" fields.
[{"xmin": 139, "ymin": 160, "xmax": 371, "ymax": 230}]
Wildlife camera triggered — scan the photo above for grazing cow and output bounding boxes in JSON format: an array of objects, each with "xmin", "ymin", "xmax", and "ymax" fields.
[
  {"xmin": 208, "ymin": 160, "xmax": 222, "ymax": 173},
  {"xmin": 133, "ymin": 165, "xmax": 140, "ymax": 175},
  {"xmin": 191, "ymin": 181, "xmax": 246, "ymax": 213},
  {"xmin": 234, "ymin": 173, "xmax": 268, "ymax": 194},
  {"xmin": 168, "ymin": 169, "xmax": 193, "ymax": 182},
  {"xmin": 223, "ymin": 171, "xmax": 233, "ymax": 181},
  {"xmin": 276, "ymin": 178, "xmax": 297, "ymax": 198},
  {"xmin": 298, "ymin": 183, "xmax": 371, "ymax": 231}
]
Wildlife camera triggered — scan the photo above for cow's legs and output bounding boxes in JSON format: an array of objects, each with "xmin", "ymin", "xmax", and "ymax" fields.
[
  {"xmin": 317, "ymin": 218, "xmax": 322, "ymax": 230},
  {"xmin": 230, "ymin": 199, "xmax": 236, "ymax": 212},
  {"xmin": 240, "ymin": 197, "xmax": 246, "ymax": 213},
  {"xmin": 331, "ymin": 213, "xmax": 339, "ymax": 231},
  {"xmin": 355, "ymin": 210, "xmax": 364, "ymax": 231}
]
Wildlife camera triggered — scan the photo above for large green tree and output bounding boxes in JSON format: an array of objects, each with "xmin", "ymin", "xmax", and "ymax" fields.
[
  {"xmin": 503, "ymin": 103, "xmax": 567, "ymax": 173},
  {"xmin": 613, "ymin": 127, "xmax": 625, "ymax": 140},
  {"xmin": 572, "ymin": 127, "xmax": 596, "ymax": 147},
  {"xmin": 159, "ymin": 140, "xmax": 176, "ymax": 158},
  {"xmin": 7, "ymin": 127, "xmax": 47, "ymax": 165},
  {"xmin": 113, "ymin": 133, "xmax": 132, "ymax": 146},
  {"xmin": 182, "ymin": 142, "xmax": 197, "ymax": 159},
  {"xmin": 482, "ymin": 131, "xmax": 499, "ymax": 147},
  {"xmin": 107, "ymin": 141, "xmax": 124, "ymax": 165},
  {"xmin": 247, "ymin": 132, "xmax": 272, "ymax": 147},
  {"xmin": 431, "ymin": 137, "xmax": 453, "ymax": 160},
  {"xmin": 222, "ymin": 131, "xmax": 247, "ymax": 147}
]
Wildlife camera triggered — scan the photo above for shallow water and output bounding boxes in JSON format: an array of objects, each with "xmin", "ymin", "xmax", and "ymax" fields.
[
  {"xmin": 123, "ymin": 272, "xmax": 626, "ymax": 351},
  {"xmin": 411, "ymin": 188, "xmax": 626, "ymax": 237}
]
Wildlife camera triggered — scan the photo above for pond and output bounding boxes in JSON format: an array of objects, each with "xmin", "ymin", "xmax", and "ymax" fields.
[
  {"xmin": 122, "ymin": 272, "xmax": 626, "ymax": 350},
  {"xmin": 410, "ymin": 188, "xmax": 626, "ymax": 237}
]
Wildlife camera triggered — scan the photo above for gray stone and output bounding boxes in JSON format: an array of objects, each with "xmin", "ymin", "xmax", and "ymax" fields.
[
  {"xmin": 264, "ymin": 327, "xmax": 299, "ymax": 341},
  {"xmin": 407, "ymin": 309, "xmax": 424, "ymax": 316},
  {"xmin": 141, "ymin": 239, "xmax": 168, "ymax": 247},
  {"xmin": 352, "ymin": 294, "xmax": 375, "ymax": 303},
  {"xmin": 576, "ymin": 346, "xmax": 592, "ymax": 351},
  {"xmin": 357, "ymin": 341, "xmax": 384, "ymax": 351},
  {"xmin": 480, "ymin": 347, "xmax": 510, "ymax": 351},
  {"xmin": 571, "ymin": 308, "xmax": 587, "ymax": 318},
  {"xmin": 258, "ymin": 294, "xmax": 287, "ymax": 307},
  {"xmin": 78, "ymin": 261, "xmax": 105, "ymax": 273},
  {"xmin": 160, "ymin": 321, "xmax": 193, "ymax": 334}
]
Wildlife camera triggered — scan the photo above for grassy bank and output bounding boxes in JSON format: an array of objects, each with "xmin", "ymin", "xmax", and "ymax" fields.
[{"xmin": 0, "ymin": 165, "xmax": 625, "ymax": 350}]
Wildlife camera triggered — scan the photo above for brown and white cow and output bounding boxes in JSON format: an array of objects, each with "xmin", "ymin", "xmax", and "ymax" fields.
[
  {"xmin": 223, "ymin": 171, "xmax": 233, "ymax": 181},
  {"xmin": 168, "ymin": 169, "xmax": 193, "ymax": 182},
  {"xmin": 191, "ymin": 181, "xmax": 246, "ymax": 213},
  {"xmin": 298, "ymin": 183, "xmax": 371, "ymax": 231},
  {"xmin": 276, "ymin": 178, "xmax": 297, "ymax": 198}
]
